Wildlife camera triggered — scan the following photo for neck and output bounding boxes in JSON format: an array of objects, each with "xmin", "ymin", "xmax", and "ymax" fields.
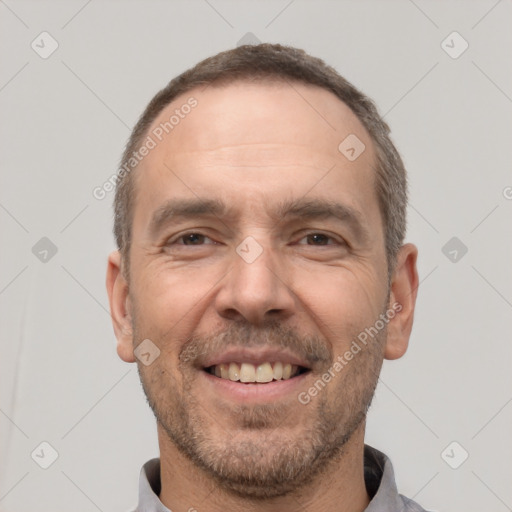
[{"xmin": 157, "ymin": 423, "xmax": 370, "ymax": 512}]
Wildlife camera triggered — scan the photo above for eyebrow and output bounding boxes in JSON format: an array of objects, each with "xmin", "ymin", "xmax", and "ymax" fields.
[
  {"xmin": 149, "ymin": 198, "xmax": 229, "ymax": 236},
  {"xmin": 148, "ymin": 197, "xmax": 369, "ymax": 242}
]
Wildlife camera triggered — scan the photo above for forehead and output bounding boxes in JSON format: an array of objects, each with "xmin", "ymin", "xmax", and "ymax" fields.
[
  {"xmin": 131, "ymin": 80, "xmax": 379, "ymax": 231},
  {"xmin": 147, "ymin": 79, "xmax": 372, "ymax": 161}
]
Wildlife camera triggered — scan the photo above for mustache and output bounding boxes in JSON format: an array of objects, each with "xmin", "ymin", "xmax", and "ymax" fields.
[{"xmin": 179, "ymin": 319, "xmax": 333, "ymax": 371}]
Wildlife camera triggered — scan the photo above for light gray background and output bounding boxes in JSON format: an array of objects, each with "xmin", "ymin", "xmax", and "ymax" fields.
[{"xmin": 1, "ymin": 0, "xmax": 511, "ymax": 511}]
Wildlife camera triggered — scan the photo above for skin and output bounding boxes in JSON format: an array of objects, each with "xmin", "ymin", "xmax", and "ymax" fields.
[{"xmin": 106, "ymin": 80, "xmax": 418, "ymax": 512}]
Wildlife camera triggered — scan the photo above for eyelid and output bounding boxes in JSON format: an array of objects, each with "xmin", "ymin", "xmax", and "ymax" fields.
[
  {"xmin": 295, "ymin": 230, "xmax": 347, "ymax": 246},
  {"xmin": 166, "ymin": 231, "xmax": 217, "ymax": 245}
]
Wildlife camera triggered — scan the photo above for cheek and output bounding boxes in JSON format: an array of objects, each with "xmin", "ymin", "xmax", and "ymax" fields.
[
  {"xmin": 131, "ymin": 262, "xmax": 222, "ymax": 338},
  {"xmin": 295, "ymin": 266, "xmax": 384, "ymax": 348}
]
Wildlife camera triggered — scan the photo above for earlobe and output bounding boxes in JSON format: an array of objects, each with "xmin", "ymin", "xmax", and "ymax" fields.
[
  {"xmin": 106, "ymin": 251, "xmax": 136, "ymax": 363},
  {"xmin": 384, "ymin": 243, "xmax": 419, "ymax": 360}
]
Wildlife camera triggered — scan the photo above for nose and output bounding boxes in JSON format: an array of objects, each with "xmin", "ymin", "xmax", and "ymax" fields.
[{"xmin": 214, "ymin": 239, "xmax": 296, "ymax": 325}]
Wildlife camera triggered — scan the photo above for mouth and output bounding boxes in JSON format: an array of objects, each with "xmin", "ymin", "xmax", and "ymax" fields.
[
  {"xmin": 198, "ymin": 347, "xmax": 314, "ymax": 402},
  {"xmin": 204, "ymin": 362, "xmax": 311, "ymax": 384}
]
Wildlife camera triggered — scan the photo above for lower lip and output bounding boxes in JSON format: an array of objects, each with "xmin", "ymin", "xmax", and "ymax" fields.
[{"xmin": 200, "ymin": 370, "xmax": 310, "ymax": 404}]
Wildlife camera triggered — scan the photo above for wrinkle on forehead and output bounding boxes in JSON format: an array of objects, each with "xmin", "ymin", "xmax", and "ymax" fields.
[{"xmin": 162, "ymin": 143, "xmax": 340, "ymax": 173}]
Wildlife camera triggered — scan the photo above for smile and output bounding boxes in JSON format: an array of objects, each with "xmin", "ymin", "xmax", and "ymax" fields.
[{"xmin": 205, "ymin": 361, "xmax": 310, "ymax": 383}]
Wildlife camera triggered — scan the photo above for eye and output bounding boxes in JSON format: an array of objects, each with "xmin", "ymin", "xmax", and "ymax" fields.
[
  {"xmin": 168, "ymin": 232, "xmax": 216, "ymax": 246},
  {"xmin": 297, "ymin": 233, "xmax": 341, "ymax": 246}
]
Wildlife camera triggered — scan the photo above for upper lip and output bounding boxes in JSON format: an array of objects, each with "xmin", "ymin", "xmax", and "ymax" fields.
[{"xmin": 200, "ymin": 347, "xmax": 311, "ymax": 369}]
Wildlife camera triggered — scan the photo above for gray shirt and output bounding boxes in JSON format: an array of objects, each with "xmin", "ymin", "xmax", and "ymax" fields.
[{"xmin": 131, "ymin": 444, "xmax": 428, "ymax": 511}]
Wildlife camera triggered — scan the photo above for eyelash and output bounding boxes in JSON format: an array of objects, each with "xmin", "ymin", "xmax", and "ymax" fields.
[{"xmin": 167, "ymin": 231, "xmax": 345, "ymax": 247}]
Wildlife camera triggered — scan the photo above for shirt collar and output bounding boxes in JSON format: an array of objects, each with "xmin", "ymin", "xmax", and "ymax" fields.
[
  {"xmin": 363, "ymin": 445, "xmax": 423, "ymax": 511},
  {"xmin": 134, "ymin": 445, "xmax": 426, "ymax": 511},
  {"xmin": 135, "ymin": 457, "xmax": 171, "ymax": 512}
]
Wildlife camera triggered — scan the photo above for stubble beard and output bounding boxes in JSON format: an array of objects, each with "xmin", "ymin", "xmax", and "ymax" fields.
[{"xmin": 135, "ymin": 317, "xmax": 385, "ymax": 500}]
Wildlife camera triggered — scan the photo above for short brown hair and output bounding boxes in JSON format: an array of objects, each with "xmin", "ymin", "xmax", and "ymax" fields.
[{"xmin": 114, "ymin": 43, "xmax": 407, "ymax": 277}]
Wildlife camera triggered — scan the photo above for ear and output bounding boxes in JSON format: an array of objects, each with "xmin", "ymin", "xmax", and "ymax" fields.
[
  {"xmin": 106, "ymin": 251, "xmax": 135, "ymax": 363},
  {"xmin": 384, "ymin": 243, "xmax": 419, "ymax": 360}
]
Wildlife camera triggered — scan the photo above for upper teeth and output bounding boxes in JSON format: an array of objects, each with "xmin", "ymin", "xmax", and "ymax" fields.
[{"xmin": 211, "ymin": 362, "xmax": 301, "ymax": 383}]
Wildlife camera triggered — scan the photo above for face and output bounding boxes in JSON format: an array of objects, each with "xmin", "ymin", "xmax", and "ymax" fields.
[{"xmin": 107, "ymin": 80, "xmax": 417, "ymax": 499}]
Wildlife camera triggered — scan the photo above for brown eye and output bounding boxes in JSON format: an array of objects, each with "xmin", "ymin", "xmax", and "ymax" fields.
[
  {"xmin": 181, "ymin": 233, "xmax": 206, "ymax": 245},
  {"xmin": 297, "ymin": 233, "xmax": 339, "ymax": 246},
  {"xmin": 167, "ymin": 232, "xmax": 216, "ymax": 247},
  {"xmin": 306, "ymin": 234, "xmax": 332, "ymax": 245}
]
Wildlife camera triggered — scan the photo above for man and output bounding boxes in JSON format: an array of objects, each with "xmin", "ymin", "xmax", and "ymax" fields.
[{"xmin": 106, "ymin": 43, "xmax": 425, "ymax": 511}]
